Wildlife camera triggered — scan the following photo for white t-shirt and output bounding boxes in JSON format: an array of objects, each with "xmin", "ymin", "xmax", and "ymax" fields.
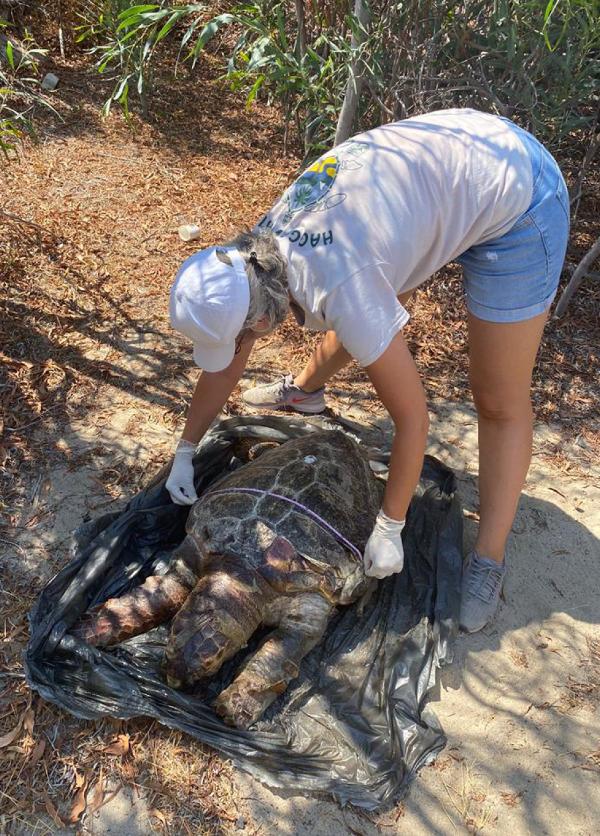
[{"xmin": 255, "ymin": 109, "xmax": 533, "ymax": 366}]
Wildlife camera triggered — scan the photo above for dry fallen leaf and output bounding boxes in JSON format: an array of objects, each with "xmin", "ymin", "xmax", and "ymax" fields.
[
  {"xmin": 29, "ymin": 737, "xmax": 46, "ymax": 767},
  {"xmin": 0, "ymin": 718, "xmax": 23, "ymax": 748},
  {"xmin": 102, "ymin": 733, "xmax": 130, "ymax": 756},
  {"xmin": 23, "ymin": 707, "xmax": 35, "ymax": 736},
  {"xmin": 74, "ymin": 768, "xmax": 87, "ymax": 789},
  {"xmin": 88, "ymin": 766, "xmax": 105, "ymax": 814},
  {"xmin": 150, "ymin": 808, "xmax": 168, "ymax": 828},
  {"xmin": 69, "ymin": 772, "xmax": 89, "ymax": 824},
  {"xmin": 23, "ymin": 706, "xmax": 35, "ymax": 734},
  {"xmin": 43, "ymin": 792, "xmax": 64, "ymax": 827}
]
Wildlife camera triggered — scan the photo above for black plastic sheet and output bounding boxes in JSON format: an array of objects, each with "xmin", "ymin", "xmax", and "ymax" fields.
[{"xmin": 25, "ymin": 416, "xmax": 463, "ymax": 810}]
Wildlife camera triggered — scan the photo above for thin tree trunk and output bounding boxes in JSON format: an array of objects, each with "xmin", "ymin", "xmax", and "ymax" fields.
[
  {"xmin": 569, "ymin": 109, "xmax": 600, "ymax": 222},
  {"xmin": 554, "ymin": 234, "xmax": 600, "ymax": 317},
  {"xmin": 335, "ymin": 0, "xmax": 371, "ymax": 146},
  {"xmin": 294, "ymin": 0, "xmax": 307, "ymax": 59}
]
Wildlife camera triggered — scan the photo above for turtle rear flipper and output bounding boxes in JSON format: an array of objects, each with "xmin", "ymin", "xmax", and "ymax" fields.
[{"xmin": 215, "ymin": 592, "xmax": 333, "ymax": 729}]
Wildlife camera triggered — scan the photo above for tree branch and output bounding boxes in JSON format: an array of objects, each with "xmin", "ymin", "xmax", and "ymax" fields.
[
  {"xmin": 334, "ymin": 0, "xmax": 371, "ymax": 146},
  {"xmin": 554, "ymin": 234, "xmax": 600, "ymax": 317}
]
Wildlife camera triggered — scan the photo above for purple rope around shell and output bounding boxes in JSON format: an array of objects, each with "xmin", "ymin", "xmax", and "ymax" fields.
[{"xmin": 206, "ymin": 487, "xmax": 363, "ymax": 562}]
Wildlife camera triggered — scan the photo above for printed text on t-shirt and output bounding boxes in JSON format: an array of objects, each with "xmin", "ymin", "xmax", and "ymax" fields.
[{"xmin": 257, "ymin": 215, "xmax": 334, "ymax": 248}]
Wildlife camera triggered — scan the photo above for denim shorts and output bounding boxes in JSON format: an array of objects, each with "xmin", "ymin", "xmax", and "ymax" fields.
[{"xmin": 457, "ymin": 120, "xmax": 570, "ymax": 322}]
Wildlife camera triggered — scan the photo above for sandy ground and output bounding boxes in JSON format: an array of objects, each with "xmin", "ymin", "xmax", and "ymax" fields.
[
  {"xmin": 10, "ymin": 327, "xmax": 599, "ymax": 835},
  {"xmin": 229, "ymin": 401, "xmax": 600, "ymax": 835},
  {"xmin": 1, "ymin": 35, "xmax": 598, "ymax": 833}
]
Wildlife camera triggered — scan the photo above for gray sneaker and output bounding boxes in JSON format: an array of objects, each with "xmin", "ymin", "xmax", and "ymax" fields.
[
  {"xmin": 242, "ymin": 373, "xmax": 326, "ymax": 414},
  {"xmin": 459, "ymin": 552, "xmax": 506, "ymax": 633}
]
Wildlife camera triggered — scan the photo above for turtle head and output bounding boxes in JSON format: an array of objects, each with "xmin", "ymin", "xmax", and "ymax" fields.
[
  {"xmin": 165, "ymin": 624, "xmax": 235, "ymax": 689},
  {"xmin": 165, "ymin": 564, "xmax": 266, "ymax": 689}
]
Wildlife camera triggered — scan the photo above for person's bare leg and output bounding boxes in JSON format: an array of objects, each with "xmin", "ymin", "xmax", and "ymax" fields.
[
  {"xmin": 294, "ymin": 290, "xmax": 415, "ymax": 393},
  {"xmin": 468, "ymin": 310, "xmax": 549, "ymax": 562},
  {"xmin": 293, "ymin": 329, "xmax": 352, "ymax": 392}
]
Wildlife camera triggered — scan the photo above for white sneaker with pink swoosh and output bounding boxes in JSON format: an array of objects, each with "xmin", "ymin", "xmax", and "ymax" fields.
[{"xmin": 241, "ymin": 373, "xmax": 326, "ymax": 414}]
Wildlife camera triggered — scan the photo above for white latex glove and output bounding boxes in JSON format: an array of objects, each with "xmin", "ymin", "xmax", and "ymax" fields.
[
  {"xmin": 363, "ymin": 510, "xmax": 405, "ymax": 579},
  {"xmin": 166, "ymin": 439, "xmax": 198, "ymax": 505}
]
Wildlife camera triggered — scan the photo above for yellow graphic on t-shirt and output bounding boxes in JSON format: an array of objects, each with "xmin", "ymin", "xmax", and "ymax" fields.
[
  {"xmin": 284, "ymin": 155, "xmax": 340, "ymax": 220},
  {"xmin": 281, "ymin": 140, "xmax": 370, "ymax": 223}
]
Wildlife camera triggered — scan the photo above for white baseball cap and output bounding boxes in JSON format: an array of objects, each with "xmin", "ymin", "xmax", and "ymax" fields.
[{"xmin": 169, "ymin": 246, "xmax": 250, "ymax": 372}]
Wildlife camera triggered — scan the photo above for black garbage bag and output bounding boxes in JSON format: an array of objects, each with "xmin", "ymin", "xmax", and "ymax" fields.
[{"xmin": 25, "ymin": 416, "xmax": 463, "ymax": 810}]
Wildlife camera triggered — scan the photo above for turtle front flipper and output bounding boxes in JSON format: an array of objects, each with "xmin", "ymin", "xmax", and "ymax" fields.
[
  {"xmin": 214, "ymin": 592, "xmax": 333, "ymax": 729},
  {"xmin": 165, "ymin": 560, "xmax": 272, "ymax": 689},
  {"xmin": 74, "ymin": 569, "xmax": 194, "ymax": 647}
]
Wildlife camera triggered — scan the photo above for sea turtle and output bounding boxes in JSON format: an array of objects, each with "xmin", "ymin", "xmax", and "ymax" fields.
[{"xmin": 76, "ymin": 430, "xmax": 382, "ymax": 728}]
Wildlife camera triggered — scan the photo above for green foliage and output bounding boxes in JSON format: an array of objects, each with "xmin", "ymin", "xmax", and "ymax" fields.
[
  {"xmin": 76, "ymin": 2, "xmax": 208, "ymax": 116},
  {"xmin": 221, "ymin": 2, "xmax": 360, "ymax": 153},
  {"xmin": 0, "ymin": 21, "xmax": 48, "ymax": 159},
  {"xmin": 79, "ymin": 1, "xmax": 600, "ymax": 154},
  {"xmin": 367, "ymin": 0, "xmax": 600, "ymax": 145}
]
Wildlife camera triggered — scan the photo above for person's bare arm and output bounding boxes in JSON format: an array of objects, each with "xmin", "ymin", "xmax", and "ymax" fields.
[
  {"xmin": 181, "ymin": 334, "xmax": 256, "ymax": 444},
  {"xmin": 366, "ymin": 331, "xmax": 429, "ymax": 520},
  {"xmin": 166, "ymin": 334, "xmax": 257, "ymax": 506}
]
